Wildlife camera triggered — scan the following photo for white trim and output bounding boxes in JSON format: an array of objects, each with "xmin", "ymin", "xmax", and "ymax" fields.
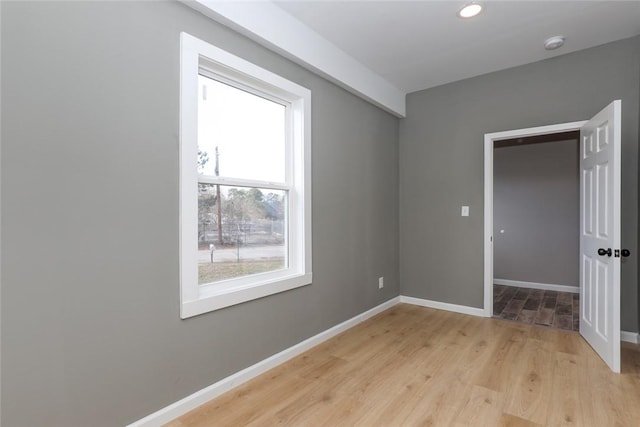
[
  {"xmin": 483, "ymin": 120, "xmax": 588, "ymax": 318},
  {"xmin": 483, "ymin": 135, "xmax": 493, "ymax": 317},
  {"xmin": 196, "ymin": 175, "xmax": 290, "ymax": 191},
  {"xmin": 484, "ymin": 121, "xmax": 587, "ymax": 142},
  {"xmin": 180, "ymin": 33, "xmax": 312, "ymax": 318},
  {"xmin": 128, "ymin": 291, "xmax": 637, "ymax": 426},
  {"xmin": 127, "ymin": 297, "xmax": 400, "ymax": 427},
  {"xmin": 400, "ymin": 296, "xmax": 485, "ymax": 317},
  {"xmin": 180, "ymin": 0, "xmax": 406, "ymax": 117},
  {"xmin": 182, "ymin": 273, "xmax": 313, "ymax": 318},
  {"xmin": 493, "ymin": 279, "xmax": 579, "ymax": 294},
  {"xmin": 621, "ymin": 331, "xmax": 639, "ymax": 344}
]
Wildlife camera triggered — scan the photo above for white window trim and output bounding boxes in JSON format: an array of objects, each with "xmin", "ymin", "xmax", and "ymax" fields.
[{"xmin": 180, "ymin": 33, "xmax": 312, "ymax": 318}]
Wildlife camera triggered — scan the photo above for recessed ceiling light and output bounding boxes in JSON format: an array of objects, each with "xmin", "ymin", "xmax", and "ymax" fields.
[
  {"xmin": 458, "ymin": 2, "xmax": 483, "ymax": 19},
  {"xmin": 544, "ymin": 36, "xmax": 565, "ymax": 50}
]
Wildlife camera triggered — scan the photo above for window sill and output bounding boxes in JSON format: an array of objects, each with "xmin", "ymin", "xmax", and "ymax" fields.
[{"xmin": 180, "ymin": 272, "xmax": 313, "ymax": 318}]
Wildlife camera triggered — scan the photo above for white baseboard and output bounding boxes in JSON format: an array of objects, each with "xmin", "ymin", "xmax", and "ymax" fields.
[
  {"xmin": 129, "ymin": 292, "xmax": 636, "ymax": 426},
  {"xmin": 621, "ymin": 330, "xmax": 639, "ymax": 344},
  {"xmin": 494, "ymin": 278, "xmax": 579, "ymax": 294},
  {"xmin": 127, "ymin": 296, "xmax": 401, "ymax": 427},
  {"xmin": 399, "ymin": 295, "xmax": 485, "ymax": 317}
]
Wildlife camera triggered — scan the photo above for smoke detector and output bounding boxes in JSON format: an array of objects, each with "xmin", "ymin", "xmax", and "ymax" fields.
[{"xmin": 544, "ymin": 36, "xmax": 565, "ymax": 50}]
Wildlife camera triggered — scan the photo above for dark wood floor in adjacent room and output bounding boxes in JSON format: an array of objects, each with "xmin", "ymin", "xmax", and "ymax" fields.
[
  {"xmin": 166, "ymin": 303, "xmax": 640, "ymax": 427},
  {"xmin": 493, "ymin": 284, "xmax": 579, "ymax": 331}
]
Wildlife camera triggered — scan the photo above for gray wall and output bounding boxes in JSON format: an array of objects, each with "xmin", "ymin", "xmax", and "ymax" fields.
[
  {"xmin": 0, "ymin": 2, "xmax": 399, "ymax": 425},
  {"xmin": 494, "ymin": 140, "xmax": 579, "ymax": 288},
  {"xmin": 2, "ymin": 2, "xmax": 640, "ymax": 425},
  {"xmin": 399, "ymin": 36, "xmax": 640, "ymax": 331}
]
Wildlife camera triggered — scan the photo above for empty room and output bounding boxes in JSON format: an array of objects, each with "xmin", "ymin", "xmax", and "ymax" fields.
[{"xmin": 2, "ymin": 1, "xmax": 640, "ymax": 426}]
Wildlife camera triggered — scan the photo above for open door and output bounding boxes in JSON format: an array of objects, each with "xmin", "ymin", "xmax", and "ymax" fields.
[{"xmin": 579, "ymin": 100, "xmax": 621, "ymax": 373}]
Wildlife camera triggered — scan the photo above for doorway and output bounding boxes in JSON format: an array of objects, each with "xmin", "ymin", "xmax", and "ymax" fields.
[
  {"xmin": 492, "ymin": 131, "xmax": 580, "ymax": 331},
  {"xmin": 484, "ymin": 100, "xmax": 623, "ymax": 372},
  {"xmin": 483, "ymin": 120, "xmax": 587, "ymax": 318}
]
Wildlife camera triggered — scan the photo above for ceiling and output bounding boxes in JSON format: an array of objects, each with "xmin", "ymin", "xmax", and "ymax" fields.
[{"xmin": 274, "ymin": 1, "xmax": 640, "ymax": 93}]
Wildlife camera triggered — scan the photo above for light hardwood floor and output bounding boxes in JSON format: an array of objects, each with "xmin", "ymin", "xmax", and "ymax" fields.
[{"xmin": 166, "ymin": 304, "xmax": 640, "ymax": 426}]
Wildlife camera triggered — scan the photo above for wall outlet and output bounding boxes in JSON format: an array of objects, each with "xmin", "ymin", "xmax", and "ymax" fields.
[{"xmin": 378, "ymin": 277, "xmax": 384, "ymax": 289}]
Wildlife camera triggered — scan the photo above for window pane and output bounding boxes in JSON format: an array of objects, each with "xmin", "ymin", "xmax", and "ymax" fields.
[
  {"xmin": 197, "ymin": 74, "xmax": 286, "ymax": 183},
  {"xmin": 198, "ymin": 184, "xmax": 287, "ymax": 285}
]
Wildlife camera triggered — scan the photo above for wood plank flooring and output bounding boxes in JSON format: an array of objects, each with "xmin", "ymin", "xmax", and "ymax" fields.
[
  {"xmin": 166, "ymin": 304, "xmax": 640, "ymax": 427},
  {"xmin": 493, "ymin": 285, "xmax": 579, "ymax": 331}
]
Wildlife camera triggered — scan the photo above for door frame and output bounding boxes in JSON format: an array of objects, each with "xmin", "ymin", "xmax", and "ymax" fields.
[{"xmin": 483, "ymin": 120, "xmax": 588, "ymax": 317}]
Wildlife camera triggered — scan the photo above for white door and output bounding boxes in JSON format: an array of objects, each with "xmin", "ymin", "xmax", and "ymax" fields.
[{"xmin": 579, "ymin": 100, "xmax": 622, "ymax": 373}]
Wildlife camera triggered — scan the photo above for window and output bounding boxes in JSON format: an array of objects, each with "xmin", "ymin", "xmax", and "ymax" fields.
[{"xmin": 180, "ymin": 33, "xmax": 312, "ymax": 318}]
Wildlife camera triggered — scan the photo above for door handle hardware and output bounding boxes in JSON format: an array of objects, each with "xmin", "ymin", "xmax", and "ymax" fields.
[
  {"xmin": 621, "ymin": 249, "xmax": 631, "ymax": 257},
  {"xmin": 615, "ymin": 249, "xmax": 620, "ymax": 257},
  {"xmin": 598, "ymin": 248, "xmax": 612, "ymax": 257}
]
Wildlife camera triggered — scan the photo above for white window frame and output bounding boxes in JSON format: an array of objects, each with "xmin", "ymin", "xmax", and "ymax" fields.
[{"xmin": 180, "ymin": 33, "xmax": 312, "ymax": 318}]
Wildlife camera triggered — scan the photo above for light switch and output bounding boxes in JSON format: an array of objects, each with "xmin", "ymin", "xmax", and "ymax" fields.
[{"xmin": 461, "ymin": 206, "xmax": 469, "ymax": 216}]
